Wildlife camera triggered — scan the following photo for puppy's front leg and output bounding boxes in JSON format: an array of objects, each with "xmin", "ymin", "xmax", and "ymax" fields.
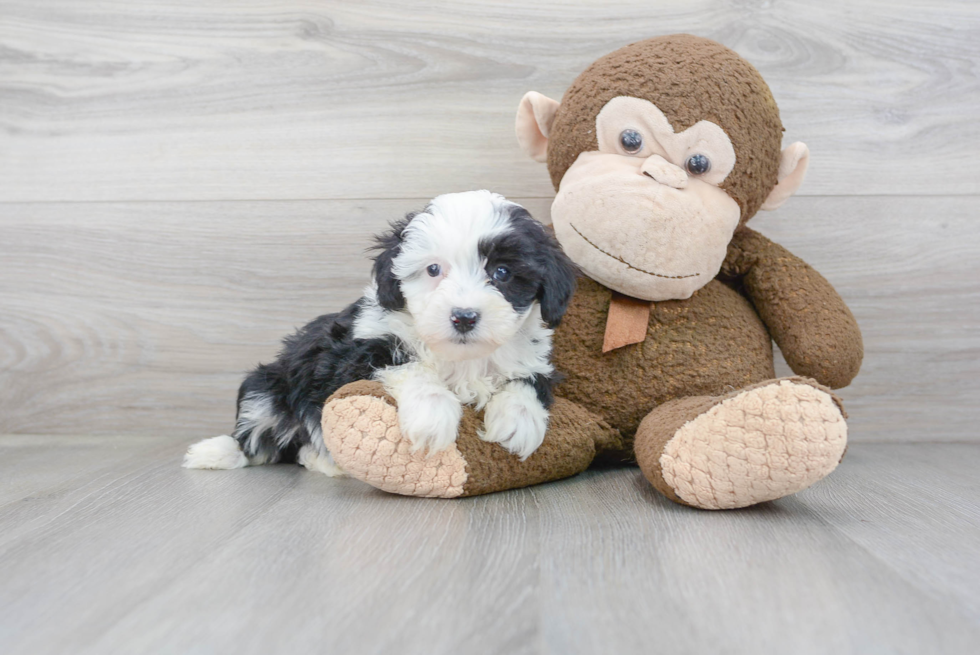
[
  {"xmin": 376, "ymin": 363, "xmax": 462, "ymax": 455},
  {"xmin": 481, "ymin": 380, "xmax": 549, "ymax": 460}
]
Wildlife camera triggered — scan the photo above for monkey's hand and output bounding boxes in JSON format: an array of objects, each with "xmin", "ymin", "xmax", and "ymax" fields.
[
  {"xmin": 721, "ymin": 227, "xmax": 863, "ymax": 389},
  {"xmin": 481, "ymin": 381, "xmax": 548, "ymax": 460}
]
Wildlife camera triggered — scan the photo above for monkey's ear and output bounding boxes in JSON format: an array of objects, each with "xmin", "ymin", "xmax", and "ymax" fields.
[
  {"xmin": 761, "ymin": 142, "xmax": 809, "ymax": 211},
  {"xmin": 516, "ymin": 91, "xmax": 560, "ymax": 163}
]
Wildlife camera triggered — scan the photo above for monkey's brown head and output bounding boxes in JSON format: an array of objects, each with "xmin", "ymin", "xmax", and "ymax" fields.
[{"xmin": 516, "ymin": 34, "xmax": 809, "ymax": 301}]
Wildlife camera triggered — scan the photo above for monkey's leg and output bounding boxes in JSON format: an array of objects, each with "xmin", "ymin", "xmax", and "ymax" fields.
[
  {"xmin": 634, "ymin": 377, "xmax": 848, "ymax": 510},
  {"xmin": 320, "ymin": 381, "xmax": 618, "ymax": 498}
]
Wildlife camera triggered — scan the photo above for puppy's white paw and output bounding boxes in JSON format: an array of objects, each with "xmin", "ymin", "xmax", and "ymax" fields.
[
  {"xmin": 297, "ymin": 444, "xmax": 348, "ymax": 477},
  {"xmin": 481, "ymin": 384, "xmax": 548, "ymax": 460},
  {"xmin": 397, "ymin": 391, "xmax": 462, "ymax": 456}
]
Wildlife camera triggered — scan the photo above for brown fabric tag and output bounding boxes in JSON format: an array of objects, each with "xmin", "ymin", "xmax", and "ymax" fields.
[{"xmin": 602, "ymin": 293, "xmax": 652, "ymax": 352}]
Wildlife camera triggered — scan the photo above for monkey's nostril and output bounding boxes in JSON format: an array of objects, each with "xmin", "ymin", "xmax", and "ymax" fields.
[
  {"xmin": 642, "ymin": 165, "xmax": 687, "ymax": 189},
  {"xmin": 450, "ymin": 308, "xmax": 480, "ymax": 334}
]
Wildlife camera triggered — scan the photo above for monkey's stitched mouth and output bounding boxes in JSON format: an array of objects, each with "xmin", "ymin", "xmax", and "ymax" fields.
[{"xmin": 569, "ymin": 223, "xmax": 699, "ymax": 280}]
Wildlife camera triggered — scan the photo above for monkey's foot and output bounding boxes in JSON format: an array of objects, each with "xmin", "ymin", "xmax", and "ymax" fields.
[
  {"xmin": 634, "ymin": 377, "xmax": 847, "ymax": 510},
  {"xmin": 321, "ymin": 380, "xmax": 611, "ymax": 498}
]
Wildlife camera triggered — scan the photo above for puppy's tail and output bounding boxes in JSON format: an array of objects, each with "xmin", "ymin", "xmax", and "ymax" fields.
[{"xmin": 183, "ymin": 435, "xmax": 249, "ymax": 470}]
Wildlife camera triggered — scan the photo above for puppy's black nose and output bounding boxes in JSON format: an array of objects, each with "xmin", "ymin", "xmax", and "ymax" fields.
[{"xmin": 450, "ymin": 308, "xmax": 480, "ymax": 334}]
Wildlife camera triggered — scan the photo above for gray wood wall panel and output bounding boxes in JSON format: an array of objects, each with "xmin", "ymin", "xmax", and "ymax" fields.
[
  {"xmin": 1, "ymin": 1, "xmax": 978, "ymax": 440},
  {"xmin": 1, "ymin": 0, "xmax": 978, "ymax": 201},
  {"xmin": 1, "ymin": 196, "xmax": 977, "ymax": 441}
]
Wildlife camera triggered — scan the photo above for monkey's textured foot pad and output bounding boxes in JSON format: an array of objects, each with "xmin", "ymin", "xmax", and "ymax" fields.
[
  {"xmin": 322, "ymin": 380, "xmax": 615, "ymax": 498},
  {"xmin": 322, "ymin": 381, "xmax": 468, "ymax": 498},
  {"xmin": 635, "ymin": 377, "xmax": 847, "ymax": 510}
]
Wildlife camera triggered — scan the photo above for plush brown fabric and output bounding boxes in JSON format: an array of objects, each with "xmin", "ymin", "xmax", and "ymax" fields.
[
  {"xmin": 456, "ymin": 399, "xmax": 620, "ymax": 497},
  {"xmin": 721, "ymin": 227, "xmax": 864, "ymax": 388},
  {"xmin": 633, "ymin": 394, "xmax": 717, "ymax": 506},
  {"xmin": 547, "ymin": 34, "xmax": 784, "ymax": 224},
  {"xmin": 327, "ymin": 378, "xmax": 394, "ymax": 404},
  {"xmin": 551, "ymin": 276, "xmax": 776, "ymax": 453}
]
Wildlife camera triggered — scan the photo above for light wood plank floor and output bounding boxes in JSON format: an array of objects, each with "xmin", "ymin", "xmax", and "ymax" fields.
[{"xmin": 1, "ymin": 436, "xmax": 978, "ymax": 655}]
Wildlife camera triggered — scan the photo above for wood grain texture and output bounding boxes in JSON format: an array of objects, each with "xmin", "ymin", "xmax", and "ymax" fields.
[
  {"xmin": 0, "ymin": 437, "xmax": 978, "ymax": 654},
  {"xmin": 752, "ymin": 195, "xmax": 980, "ymax": 443},
  {"xmin": 2, "ymin": 196, "xmax": 977, "ymax": 442},
  {"xmin": 538, "ymin": 447, "xmax": 980, "ymax": 654},
  {"xmin": 0, "ymin": 197, "xmax": 547, "ymax": 438},
  {"xmin": 1, "ymin": 0, "xmax": 978, "ymax": 201},
  {"xmin": 2, "ymin": 4, "xmax": 978, "ymax": 652}
]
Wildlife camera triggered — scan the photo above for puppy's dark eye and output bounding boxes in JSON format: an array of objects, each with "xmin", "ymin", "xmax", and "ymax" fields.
[
  {"xmin": 619, "ymin": 129, "xmax": 643, "ymax": 154},
  {"xmin": 686, "ymin": 154, "xmax": 711, "ymax": 175},
  {"xmin": 426, "ymin": 264, "xmax": 441, "ymax": 277},
  {"xmin": 492, "ymin": 266, "xmax": 512, "ymax": 283}
]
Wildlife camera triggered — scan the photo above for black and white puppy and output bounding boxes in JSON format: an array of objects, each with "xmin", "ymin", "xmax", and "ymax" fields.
[{"xmin": 184, "ymin": 190, "xmax": 577, "ymax": 475}]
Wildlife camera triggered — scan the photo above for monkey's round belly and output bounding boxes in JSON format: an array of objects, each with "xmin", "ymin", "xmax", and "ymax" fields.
[{"xmin": 552, "ymin": 277, "xmax": 775, "ymax": 442}]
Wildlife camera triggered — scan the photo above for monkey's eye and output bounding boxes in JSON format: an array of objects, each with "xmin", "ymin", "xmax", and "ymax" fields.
[
  {"xmin": 686, "ymin": 154, "xmax": 711, "ymax": 175},
  {"xmin": 426, "ymin": 264, "xmax": 441, "ymax": 277},
  {"xmin": 619, "ymin": 129, "xmax": 644, "ymax": 154},
  {"xmin": 492, "ymin": 266, "xmax": 512, "ymax": 283}
]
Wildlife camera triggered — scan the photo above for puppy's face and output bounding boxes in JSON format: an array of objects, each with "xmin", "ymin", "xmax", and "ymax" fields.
[{"xmin": 373, "ymin": 191, "xmax": 577, "ymax": 361}]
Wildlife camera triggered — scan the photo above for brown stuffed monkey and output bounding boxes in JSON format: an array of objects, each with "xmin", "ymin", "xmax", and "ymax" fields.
[{"xmin": 320, "ymin": 34, "xmax": 863, "ymax": 509}]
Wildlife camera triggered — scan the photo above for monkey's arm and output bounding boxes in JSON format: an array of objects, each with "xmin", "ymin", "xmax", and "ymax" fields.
[{"xmin": 720, "ymin": 227, "xmax": 863, "ymax": 389}]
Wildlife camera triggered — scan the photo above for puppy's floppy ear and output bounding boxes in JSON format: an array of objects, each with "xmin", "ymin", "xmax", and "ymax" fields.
[
  {"xmin": 370, "ymin": 213, "xmax": 415, "ymax": 311},
  {"xmin": 507, "ymin": 206, "xmax": 577, "ymax": 328},
  {"xmin": 537, "ymin": 238, "xmax": 578, "ymax": 328}
]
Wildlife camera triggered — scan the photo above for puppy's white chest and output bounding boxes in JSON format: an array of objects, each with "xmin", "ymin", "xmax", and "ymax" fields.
[{"xmin": 427, "ymin": 359, "xmax": 504, "ymax": 410}]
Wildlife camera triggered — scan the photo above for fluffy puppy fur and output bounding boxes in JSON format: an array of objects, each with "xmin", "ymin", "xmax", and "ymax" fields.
[{"xmin": 184, "ymin": 190, "xmax": 577, "ymax": 475}]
